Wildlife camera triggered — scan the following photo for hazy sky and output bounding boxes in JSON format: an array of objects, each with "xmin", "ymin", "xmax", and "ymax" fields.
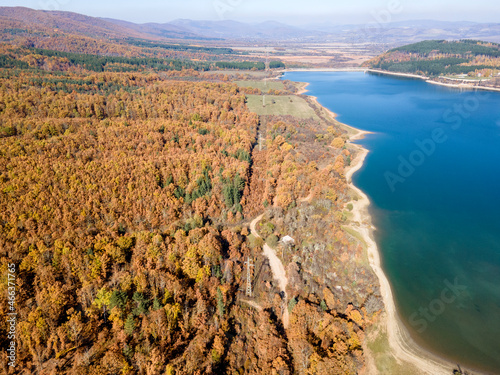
[{"xmin": 2, "ymin": 0, "xmax": 499, "ymax": 25}]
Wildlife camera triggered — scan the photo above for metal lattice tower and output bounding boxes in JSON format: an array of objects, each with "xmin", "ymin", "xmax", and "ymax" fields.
[{"xmin": 244, "ymin": 256, "xmax": 254, "ymax": 297}]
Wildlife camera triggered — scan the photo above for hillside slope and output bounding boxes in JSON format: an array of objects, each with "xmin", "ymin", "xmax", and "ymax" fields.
[
  {"xmin": 366, "ymin": 39, "xmax": 500, "ymax": 79},
  {"xmin": 0, "ymin": 6, "xmax": 157, "ymax": 40}
]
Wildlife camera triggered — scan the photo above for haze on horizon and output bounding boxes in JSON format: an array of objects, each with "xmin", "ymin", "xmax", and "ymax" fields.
[{"xmin": 2, "ymin": 0, "xmax": 499, "ymax": 26}]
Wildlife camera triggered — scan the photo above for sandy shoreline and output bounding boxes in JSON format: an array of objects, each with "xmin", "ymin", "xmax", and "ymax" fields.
[
  {"xmin": 299, "ymin": 83, "xmax": 457, "ymax": 374},
  {"xmin": 309, "ymin": 95, "xmax": 338, "ymax": 119},
  {"xmin": 345, "ymin": 141, "xmax": 455, "ymax": 375},
  {"xmin": 296, "ymin": 81, "xmax": 309, "ymax": 95},
  {"xmin": 368, "ymin": 68, "xmax": 500, "ymax": 93},
  {"xmin": 288, "ymin": 74, "xmax": 492, "ymax": 374},
  {"xmin": 295, "ymin": 81, "xmax": 342, "ymax": 121},
  {"xmin": 366, "ymin": 69, "xmax": 429, "ymax": 80},
  {"xmin": 426, "ymin": 79, "xmax": 500, "ymax": 93},
  {"xmin": 296, "ymin": 82, "xmax": 341, "ymax": 121},
  {"xmin": 287, "ymin": 68, "xmax": 500, "ymax": 93},
  {"xmin": 298, "ymin": 83, "xmax": 373, "ymax": 140}
]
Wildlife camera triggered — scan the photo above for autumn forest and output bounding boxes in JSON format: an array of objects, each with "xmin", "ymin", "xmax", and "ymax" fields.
[{"xmin": 0, "ymin": 7, "xmax": 382, "ymax": 375}]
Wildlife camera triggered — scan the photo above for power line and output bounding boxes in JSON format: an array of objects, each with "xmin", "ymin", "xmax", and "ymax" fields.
[{"xmin": 244, "ymin": 256, "xmax": 254, "ymax": 297}]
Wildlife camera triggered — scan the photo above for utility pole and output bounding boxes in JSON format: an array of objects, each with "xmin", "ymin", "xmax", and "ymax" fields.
[{"xmin": 244, "ymin": 256, "xmax": 254, "ymax": 297}]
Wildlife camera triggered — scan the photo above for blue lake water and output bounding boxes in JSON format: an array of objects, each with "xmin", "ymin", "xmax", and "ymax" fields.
[{"xmin": 283, "ymin": 71, "xmax": 500, "ymax": 373}]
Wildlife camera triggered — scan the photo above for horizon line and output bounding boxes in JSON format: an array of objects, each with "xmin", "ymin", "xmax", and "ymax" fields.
[{"xmin": 1, "ymin": 6, "xmax": 496, "ymax": 27}]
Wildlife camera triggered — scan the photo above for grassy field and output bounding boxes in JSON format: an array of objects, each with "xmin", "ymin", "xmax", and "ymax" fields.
[
  {"xmin": 235, "ymin": 80, "xmax": 285, "ymax": 91},
  {"xmin": 245, "ymin": 95, "xmax": 320, "ymax": 120}
]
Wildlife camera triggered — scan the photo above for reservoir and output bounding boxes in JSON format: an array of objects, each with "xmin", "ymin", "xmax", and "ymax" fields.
[{"xmin": 283, "ymin": 71, "xmax": 500, "ymax": 373}]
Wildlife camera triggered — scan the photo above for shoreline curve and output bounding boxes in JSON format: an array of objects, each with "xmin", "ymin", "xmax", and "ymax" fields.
[
  {"xmin": 345, "ymin": 143, "xmax": 455, "ymax": 375},
  {"xmin": 367, "ymin": 69, "xmax": 500, "ymax": 93},
  {"xmin": 296, "ymin": 78, "xmax": 461, "ymax": 375}
]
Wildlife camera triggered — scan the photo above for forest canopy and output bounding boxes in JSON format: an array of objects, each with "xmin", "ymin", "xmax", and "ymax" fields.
[
  {"xmin": 367, "ymin": 39, "xmax": 500, "ymax": 77},
  {"xmin": 0, "ymin": 46, "xmax": 281, "ymax": 74},
  {"xmin": 0, "ymin": 13, "xmax": 377, "ymax": 372}
]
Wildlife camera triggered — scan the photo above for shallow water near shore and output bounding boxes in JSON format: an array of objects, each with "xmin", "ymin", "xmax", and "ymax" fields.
[{"xmin": 283, "ymin": 71, "xmax": 500, "ymax": 373}]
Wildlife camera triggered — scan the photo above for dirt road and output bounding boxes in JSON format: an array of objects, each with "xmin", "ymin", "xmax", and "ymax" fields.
[{"xmin": 250, "ymin": 214, "xmax": 289, "ymax": 328}]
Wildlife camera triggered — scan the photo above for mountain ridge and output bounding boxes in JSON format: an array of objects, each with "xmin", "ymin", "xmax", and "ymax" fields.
[{"xmin": 1, "ymin": 6, "xmax": 500, "ymax": 44}]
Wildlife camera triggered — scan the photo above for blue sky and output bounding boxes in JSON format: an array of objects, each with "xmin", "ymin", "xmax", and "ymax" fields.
[{"xmin": 1, "ymin": 0, "xmax": 499, "ymax": 24}]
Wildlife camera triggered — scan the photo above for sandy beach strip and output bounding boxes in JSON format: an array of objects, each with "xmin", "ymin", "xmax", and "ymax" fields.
[
  {"xmin": 309, "ymin": 95, "xmax": 338, "ymax": 119},
  {"xmin": 286, "ymin": 73, "xmax": 492, "ymax": 374},
  {"xmin": 367, "ymin": 68, "xmax": 500, "ymax": 93},
  {"xmin": 302, "ymin": 86, "xmax": 458, "ymax": 374},
  {"xmin": 345, "ymin": 143, "xmax": 456, "ymax": 375},
  {"xmin": 366, "ymin": 69, "xmax": 429, "ymax": 80},
  {"xmin": 293, "ymin": 81, "xmax": 339, "ymax": 118},
  {"xmin": 426, "ymin": 79, "xmax": 500, "ymax": 93},
  {"xmin": 288, "ymin": 68, "xmax": 500, "ymax": 93},
  {"xmin": 296, "ymin": 81, "xmax": 310, "ymax": 95}
]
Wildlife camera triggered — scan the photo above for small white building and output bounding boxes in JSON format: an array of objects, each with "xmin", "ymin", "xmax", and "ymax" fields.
[{"xmin": 281, "ymin": 235, "xmax": 295, "ymax": 245}]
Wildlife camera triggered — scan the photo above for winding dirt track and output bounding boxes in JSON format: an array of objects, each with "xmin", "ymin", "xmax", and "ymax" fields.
[
  {"xmin": 246, "ymin": 84, "xmax": 463, "ymax": 373},
  {"xmin": 250, "ymin": 214, "xmax": 289, "ymax": 328}
]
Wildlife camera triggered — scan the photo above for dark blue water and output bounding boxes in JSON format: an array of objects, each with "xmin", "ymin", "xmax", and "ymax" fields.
[{"xmin": 283, "ymin": 72, "xmax": 500, "ymax": 373}]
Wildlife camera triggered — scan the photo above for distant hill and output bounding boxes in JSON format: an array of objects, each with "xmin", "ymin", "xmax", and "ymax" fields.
[
  {"xmin": 304, "ymin": 20, "xmax": 500, "ymax": 44},
  {"xmin": 2, "ymin": 6, "xmax": 500, "ymax": 48},
  {"xmin": 166, "ymin": 19, "xmax": 326, "ymax": 40},
  {"xmin": 0, "ymin": 6, "xmax": 150, "ymax": 39},
  {"xmin": 365, "ymin": 39, "xmax": 500, "ymax": 77},
  {"xmin": 0, "ymin": 7, "xmax": 203, "ymax": 41},
  {"xmin": 101, "ymin": 18, "xmax": 214, "ymax": 40},
  {"xmin": 140, "ymin": 18, "xmax": 500, "ymax": 43}
]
